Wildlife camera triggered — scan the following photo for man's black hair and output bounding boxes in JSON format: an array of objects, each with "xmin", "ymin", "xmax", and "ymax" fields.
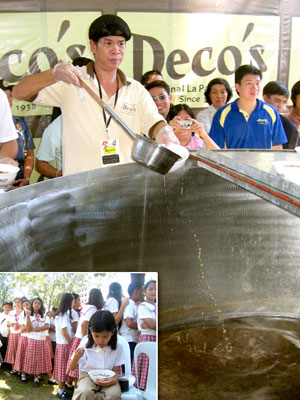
[
  {"xmin": 128, "ymin": 281, "xmax": 143, "ymax": 297},
  {"xmin": 235, "ymin": 64, "xmax": 262, "ymax": 85},
  {"xmin": 263, "ymin": 81, "xmax": 289, "ymax": 98},
  {"xmin": 291, "ymin": 81, "xmax": 300, "ymax": 107},
  {"xmin": 141, "ymin": 70, "xmax": 163, "ymax": 86},
  {"xmin": 89, "ymin": 14, "xmax": 131, "ymax": 43},
  {"xmin": 145, "ymin": 80, "xmax": 170, "ymax": 95}
]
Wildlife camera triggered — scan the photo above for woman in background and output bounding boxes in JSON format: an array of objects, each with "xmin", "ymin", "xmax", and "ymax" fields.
[{"xmin": 196, "ymin": 78, "xmax": 233, "ymax": 133}]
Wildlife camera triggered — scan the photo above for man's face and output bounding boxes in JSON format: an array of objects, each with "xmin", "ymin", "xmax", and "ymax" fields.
[
  {"xmin": 295, "ymin": 94, "xmax": 300, "ymax": 110},
  {"xmin": 133, "ymin": 287, "xmax": 144, "ymax": 303},
  {"xmin": 90, "ymin": 35, "xmax": 126, "ymax": 71},
  {"xmin": 263, "ymin": 94, "xmax": 287, "ymax": 114},
  {"xmin": 235, "ymin": 74, "xmax": 261, "ymax": 102},
  {"xmin": 149, "ymin": 87, "xmax": 172, "ymax": 118}
]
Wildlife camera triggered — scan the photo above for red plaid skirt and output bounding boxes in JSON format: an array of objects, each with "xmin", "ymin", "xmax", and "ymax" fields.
[
  {"xmin": 66, "ymin": 336, "xmax": 82, "ymax": 380},
  {"xmin": 132, "ymin": 334, "xmax": 156, "ymax": 390},
  {"xmin": 53, "ymin": 343, "xmax": 70, "ymax": 382},
  {"xmin": 14, "ymin": 336, "xmax": 28, "ymax": 372},
  {"xmin": 4, "ymin": 333, "xmax": 20, "ymax": 364},
  {"xmin": 46, "ymin": 335, "xmax": 54, "ymax": 358},
  {"xmin": 23, "ymin": 338, "xmax": 52, "ymax": 375}
]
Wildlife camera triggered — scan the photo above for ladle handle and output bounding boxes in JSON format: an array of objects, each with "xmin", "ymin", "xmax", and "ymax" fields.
[{"xmin": 78, "ymin": 77, "xmax": 136, "ymax": 140}]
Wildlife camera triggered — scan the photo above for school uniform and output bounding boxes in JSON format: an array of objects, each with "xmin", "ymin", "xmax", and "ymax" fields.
[
  {"xmin": 104, "ymin": 298, "xmax": 119, "ymax": 314},
  {"xmin": 14, "ymin": 312, "xmax": 29, "ymax": 372},
  {"xmin": 49, "ymin": 315, "xmax": 56, "ymax": 367},
  {"xmin": 45, "ymin": 327, "xmax": 54, "ymax": 359},
  {"xmin": 23, "ymin": 314, "xmax": 52, "ymax": 374},
  {"xmin": 53, "ymin": 310, "xmax": 77, "ymax": 382},
  {"xmin": 119, "ymin": 299, "xmax": 140, "ymax": 361},
  {"xmin": 132, "ymin": 302, "xmax": 156, "ymax": 390},
  {"xmin": 0, "ymin": 312, "xmax": 10, "ymax": 364},
  {"xmin": 72, "ymin": 335, "xmax": 126, "ymax": 400},
  {"xmin": 66, "ymin": 304, "xmax": 97, "ymax": 380},
  {"xmin": 4, "ymin": 310, "xmax": 21, "ymax": 364}
]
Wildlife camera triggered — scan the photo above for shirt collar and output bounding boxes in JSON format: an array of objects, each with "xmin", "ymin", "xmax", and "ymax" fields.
[
  {"xmin": 94, "ymin": 344, "xmax": 112, "ymax": 353},
  {"xmin": 86, "ymin": 62, "xmax": 130, "ymax": 87},
  {"xmin": 232, "ymin": 98, "xmax": 262, "ymax": 112}
]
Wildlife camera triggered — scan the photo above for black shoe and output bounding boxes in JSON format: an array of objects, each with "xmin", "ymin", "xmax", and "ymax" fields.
[
  {"xmin": 48, "ymin": 379, "xmax": 57, "ymax": 385},
  {"xmin": 33, "ymin": 380, "xmax": 40, "ymax": 387},
  {"xmin": 10, "ymin": 369, "xmax": 18, "ymax": 375},
  {"xmin": 57, "ymin": 391, "xmax": 68, "ymax": 399}
]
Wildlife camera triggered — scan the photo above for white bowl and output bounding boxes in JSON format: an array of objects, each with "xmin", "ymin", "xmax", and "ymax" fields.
[
  {"xmin": 88, "ymin": 369, "xmax": 115, "ymax": 383},
  {"xmin": 165, "ymin": 144, "xmax": 190, "ymax": 173},
  {"xmin": 0, "ymin": 163, "xmax": 19, "ymax": 189},
  {"xmin": 272, "ymin": 160, "xmax": 300, "ymax": 185},
  {"xmin": 295, "ymin": 146, "xmax": 300, "ymax": 159}
]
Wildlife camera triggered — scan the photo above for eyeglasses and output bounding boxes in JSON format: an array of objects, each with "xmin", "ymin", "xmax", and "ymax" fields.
[{"xmin": 151, "ymin": 94, "xmax": 167, "ymax": 101}]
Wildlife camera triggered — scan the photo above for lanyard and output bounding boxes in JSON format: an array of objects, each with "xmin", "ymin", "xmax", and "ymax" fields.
[{"xmin": 93, "ymin": 66, "xmax": 119, "ymax": 136}]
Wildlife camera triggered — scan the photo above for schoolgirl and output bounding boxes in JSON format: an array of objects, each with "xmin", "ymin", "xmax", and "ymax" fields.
[
  {"xmin": 66, "ymin": 288, "xmax": 104, "ymax": 382},
  {"xmin": 132, "ymin": 280, "xmax": 157, "ymax": 390},
  {"xmin": 14, "ymin": 298, "xmax": 31, "ymax": 382},
  {"xmin": 0, "ymin": 301, "xmax": 13, "ymax": 366},
  {"xmin": 53, "ymin": 293, "xmax": 78, "ymax": 399},
  {"xmin": 4, "ymin": 297, "xmax": 23, "ymax": 373},
  {"xmin": 72, "ymin": 293, "xmax": 81, "ymax": 321},
  {"xmin": 22, "ymin": 297, "xmax": 56, "ymax": 387},
  {"xmin": 70, "ymin": 310, "xmax": 126, "ymax": 400},
  {"xmin": 104, "ymin": 282, "xmax": 129, "ymax": 329}
]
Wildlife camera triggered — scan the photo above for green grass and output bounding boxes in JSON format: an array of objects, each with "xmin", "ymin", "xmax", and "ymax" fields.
[{"xmin": 0, "ymin": 367, "xmax": 67, "ymax": 400}]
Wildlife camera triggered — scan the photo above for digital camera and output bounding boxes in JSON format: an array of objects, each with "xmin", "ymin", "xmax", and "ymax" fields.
[{"xmin": 180, "ymin": 120, "xmax": 193, "ymax": 129}]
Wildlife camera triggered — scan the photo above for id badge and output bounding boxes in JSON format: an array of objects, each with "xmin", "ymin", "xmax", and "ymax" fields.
[{"xmin": 100, "ymin": 138, "xmax": 120, "ymax": 165}]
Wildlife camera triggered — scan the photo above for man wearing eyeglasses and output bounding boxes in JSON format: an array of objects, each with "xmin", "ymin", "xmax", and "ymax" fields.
[
  {"xmin": 13, "ymin": 15, "xmax": 173, "ymax": 176},
  {"xmin": 145, "ymin": 80, "xmax": 173, "ymax": 120}
]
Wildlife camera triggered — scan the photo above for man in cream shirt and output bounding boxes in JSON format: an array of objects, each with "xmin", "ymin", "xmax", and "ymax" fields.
[{"xmin": 13, "ymin": 15, "xmax": 170, "ymax": 176}]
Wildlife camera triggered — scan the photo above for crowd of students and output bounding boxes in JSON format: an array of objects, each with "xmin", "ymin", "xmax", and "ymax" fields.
[{"xmin": 0, "ymin": 279, "xmax": 157, "ymax": 400}]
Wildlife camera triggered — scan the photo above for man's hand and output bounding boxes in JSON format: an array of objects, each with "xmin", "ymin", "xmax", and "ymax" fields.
[
  {"xmin": 8, "ymin": 178, "xmax": 30, "ymax": 190},
  {"xmin": 155, "ymin": 125, "xmax": 180, "ymax": 147},
  {"xmin": 52, "ymin": 62, "xmax": 86, "ymax": 86}
]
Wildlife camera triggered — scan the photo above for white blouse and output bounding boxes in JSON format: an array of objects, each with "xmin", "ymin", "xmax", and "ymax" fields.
[{"xmin": 75, "ymin": 335, "xmax": 126, "ymax": 372}]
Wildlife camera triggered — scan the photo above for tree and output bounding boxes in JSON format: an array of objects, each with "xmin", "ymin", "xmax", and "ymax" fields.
[
  {"xmin": 0, "ymin": 273, "xmax": 15, "ymax": 305},
  {"xmin": 10, "ymin": 272, "xmax": 90, "ymax": 310}
]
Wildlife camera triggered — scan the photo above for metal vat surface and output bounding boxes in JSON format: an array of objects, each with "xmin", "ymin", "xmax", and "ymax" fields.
[{"xmin": 0, "ymin": 159, "xmax": 299, "ymax": 328}]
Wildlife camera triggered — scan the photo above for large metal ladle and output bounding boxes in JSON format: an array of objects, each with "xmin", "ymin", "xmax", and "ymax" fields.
[{"xmin": 79, "ymin": 78, "xmax": 181, "ymax": 175}]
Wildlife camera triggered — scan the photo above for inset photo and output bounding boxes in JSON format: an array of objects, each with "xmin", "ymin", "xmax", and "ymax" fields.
[{"xmin": 0, "ymin": 272, "xmax": 157, "ymax": 400}]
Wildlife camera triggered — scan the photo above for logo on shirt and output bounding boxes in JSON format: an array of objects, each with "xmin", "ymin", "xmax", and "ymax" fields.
[
  {"xmin": 257, "ymin": 118, "xmax": 268, "ymax": 125},
  {"xmin": 121, "ymin": 103, "xmax": 136, "ymax": 114}
]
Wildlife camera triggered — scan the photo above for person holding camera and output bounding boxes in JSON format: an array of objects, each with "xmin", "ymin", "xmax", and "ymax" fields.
[{"xmin": 167, "ymin": 104, "xmax": 219, "ymax": 149}]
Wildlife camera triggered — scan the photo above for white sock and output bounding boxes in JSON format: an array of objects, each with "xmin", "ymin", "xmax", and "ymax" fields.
[
  {"xmin": 58, "ymin": 388, "xmax": 64, "ymax": 395},
  {"xmin": 49, "ymin": 378, "xmax": 56, "ymax": 383},
  {"xmin": 34, "ymin": 377, "xmax": 39, "ymax": 382}
]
